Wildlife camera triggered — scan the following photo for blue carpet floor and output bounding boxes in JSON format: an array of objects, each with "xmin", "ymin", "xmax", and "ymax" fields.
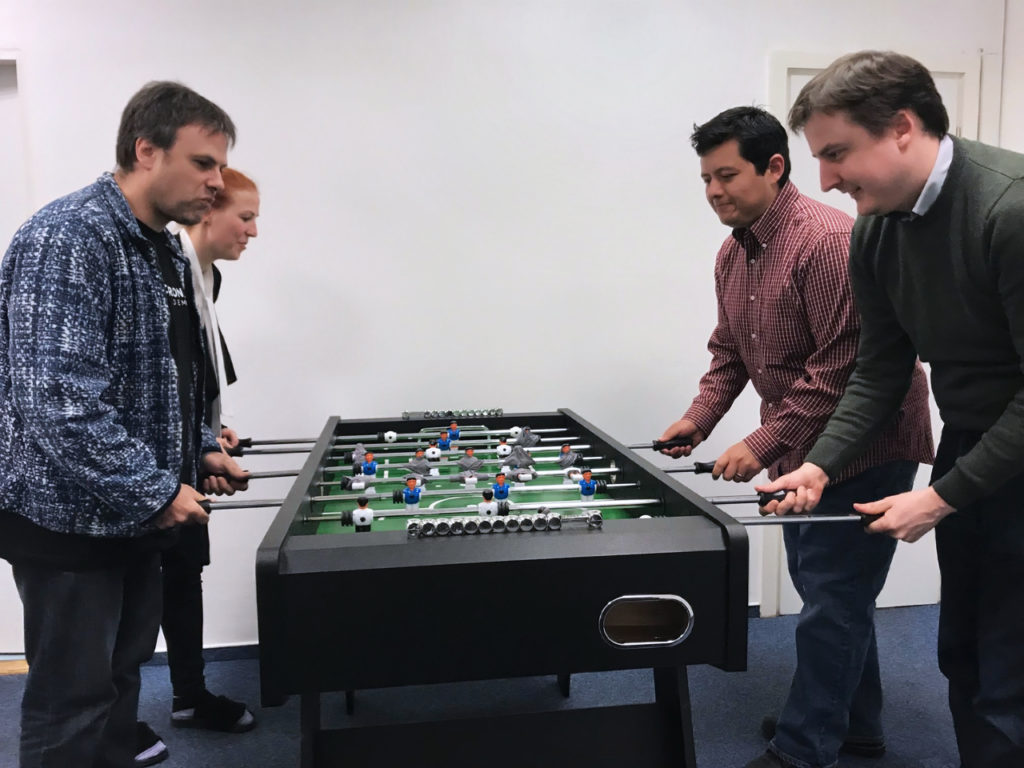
[{"xmin": 0, "ymin": 605, "xmax": 959, "ymax": 767}]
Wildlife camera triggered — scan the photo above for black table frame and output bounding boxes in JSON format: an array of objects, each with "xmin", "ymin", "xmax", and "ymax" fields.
[{"xmin": 256, "ymin": 409, "xmax": 748, "ymax": 768}]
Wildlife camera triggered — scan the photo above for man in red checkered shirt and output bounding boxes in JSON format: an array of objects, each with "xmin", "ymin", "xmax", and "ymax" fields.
[{"xmin": 658, "ymin": 106, "xmax": 934, "ymax": 768}]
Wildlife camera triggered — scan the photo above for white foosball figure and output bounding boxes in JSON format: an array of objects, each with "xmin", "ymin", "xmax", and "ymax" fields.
[
  {"xmin": 353, "ymin": 497, "xmax": 374, "ymax": 532},
  {"xmin": 477, "ymin": 488, "xmax": 499, "ymax": 515}
]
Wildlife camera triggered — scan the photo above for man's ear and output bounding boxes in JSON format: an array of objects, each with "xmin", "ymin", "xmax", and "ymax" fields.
[
  {"xmin": 134, "ymin": 137, "xmax": 160, "ymax": 171},
  {"xmin": 891, "ymin": 109, "xmax": 916, "ymax": 150}
]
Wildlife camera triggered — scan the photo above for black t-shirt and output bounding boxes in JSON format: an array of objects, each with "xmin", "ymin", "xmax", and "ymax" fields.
[{"xmin": 138, "ymin": 222, "xmax": 202, "ymax": 483}]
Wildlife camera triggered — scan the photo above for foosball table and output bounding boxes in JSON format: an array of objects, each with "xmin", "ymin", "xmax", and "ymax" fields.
[{"xmin": 251, "ymin": 409, "xmax": 754, "ymax": 768}]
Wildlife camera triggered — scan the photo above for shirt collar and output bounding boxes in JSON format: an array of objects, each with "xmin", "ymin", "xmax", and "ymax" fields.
[
  {"xmin": 731, "ymin": 181, "xmax": 800, "ymax": 251},
  {"xmin": 908, "ymin": 134, "xmax": 954, "ymax": 219}
]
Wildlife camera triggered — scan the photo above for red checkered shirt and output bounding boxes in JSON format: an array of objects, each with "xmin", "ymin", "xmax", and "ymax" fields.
[{"xmin": 684, "ymin": 182, "xmax": 934, "ymax": 482}]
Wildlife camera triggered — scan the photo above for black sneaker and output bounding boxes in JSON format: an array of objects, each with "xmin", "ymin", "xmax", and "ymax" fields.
[
  {"xmin": 760, "ymin": 715, "xmax": 886, "ymax": 758},
  {"xmin": 743, "ymin": 751, "xmax": 785, "ymax": 768},
  {"xmin": 135, "ymin": 721, "xmax": 169, "ymax": 766},
  {"xmin": 171, "ymin": 690, "xmax": 256, "ymax": 733}
]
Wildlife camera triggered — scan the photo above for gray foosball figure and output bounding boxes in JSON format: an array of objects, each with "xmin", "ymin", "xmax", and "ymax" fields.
[
  {"xmin": 515, "ymin": 427, "xmax": 541, "ymax": 447},
  {"xmin": 405, "ymin": 450, "xmax": 431, "ymax": 477},
  {"xmin": 505, "ymin": 445, "xmax": 536, "ymax": 470},
  {"xmin": 556, "ymin": 444, "xmax": 581, "ymax": 469},
  {"xmin": 350, "ymin": 442, "xmax": 368, "ymax": 467}
]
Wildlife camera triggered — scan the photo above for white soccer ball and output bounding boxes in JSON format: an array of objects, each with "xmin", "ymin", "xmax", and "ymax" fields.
[
  {"xmin": 496, "ymin": 444, "xmax": 512, "ymax": 458},
  {"xmin": 425, "ymin": 446, "xmax": 442, "ymax": 460},
  {"xmin": 384, "ymin": 430, "xmax": 398, "ymax": 443},
  {"xmin": 508, "ymin": 426, "xmax": 522, "ymax": 439}
]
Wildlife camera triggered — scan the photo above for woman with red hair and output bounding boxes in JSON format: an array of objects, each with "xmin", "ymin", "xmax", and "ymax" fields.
[{"xmin": 137, "ymin": 169, "xmax": 260, "ymax": 766}]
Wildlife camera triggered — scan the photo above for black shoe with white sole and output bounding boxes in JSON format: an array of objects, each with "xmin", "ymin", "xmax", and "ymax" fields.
[
  {"xmin": 135, "ymin": 721, "xmax": 169, "ymax": 766},
  {"xmin": 171, "ymin": 690, "xmax": 256, "ymax": 733}
]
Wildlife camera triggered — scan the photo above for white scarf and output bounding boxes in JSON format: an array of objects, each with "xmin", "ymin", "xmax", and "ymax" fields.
[{"xmin": 176, "ymin": 228, "xmax": 231, "ymax": 432}]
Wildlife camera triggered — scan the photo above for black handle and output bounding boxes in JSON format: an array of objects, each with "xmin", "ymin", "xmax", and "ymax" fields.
[
  {"xmin": 650, "ymin": 436, "xmax": 693, "ymax": 451},
  {"xmin": 226, "ymin": 437, "xmax": 253, "ymax": 458},
  {"xmin": 199, "ymin": 499, "xmax": 212, "ymax": 514},
  {"xmin": 693, "ymin": 461, "xmax": 716, "ymax": 474},
  {"xmin": 857, "ymin": 511, "xmax": 884, "ymax": 526},
  {"xmin": 757, "ymin": 490, "xmax": 787, "ymax": 505}
]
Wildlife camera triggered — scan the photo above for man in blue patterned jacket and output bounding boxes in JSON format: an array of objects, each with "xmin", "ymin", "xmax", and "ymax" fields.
[{"xmin": 0, "ymin": 81, "xmax": 249, "ymax": 768}]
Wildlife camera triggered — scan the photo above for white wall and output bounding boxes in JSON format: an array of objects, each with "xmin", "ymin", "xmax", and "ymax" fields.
[{"xmin": 0, "ymin": 0, "xmax": 1011, "ymax": 652}]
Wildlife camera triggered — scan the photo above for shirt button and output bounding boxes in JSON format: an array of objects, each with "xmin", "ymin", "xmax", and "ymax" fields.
[
  {"xmin": 749, "ymin": 295, "xmax": 755, "ymax": 301},
  {"xmin": 751, "ymin": 333, "xmax": 757, "ymax": 340},
  {"xmin": 748, "ymin": 258, "xmax": 755, "ymax": 265},
  {"xmin": 757, "ymin": 368, "xmax": 762, "ymax": 374}
]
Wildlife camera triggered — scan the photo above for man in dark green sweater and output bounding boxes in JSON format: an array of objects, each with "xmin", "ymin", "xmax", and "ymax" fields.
[{"xmin": 761, "ymin": 50, "xmax": 1024, "ymax": 768}]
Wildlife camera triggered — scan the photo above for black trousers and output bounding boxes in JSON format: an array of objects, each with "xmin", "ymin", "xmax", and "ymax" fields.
[
  {"xmin": 933, "ymin": 428, "xmax": 1024, "ymax": 768},
  {"xmin": 160, "ymin": 524, "xmax": 210, "ymax": 701},
  {"xmin": 13, "ymin": 552, "xmax": 162, "ymax": 768}
]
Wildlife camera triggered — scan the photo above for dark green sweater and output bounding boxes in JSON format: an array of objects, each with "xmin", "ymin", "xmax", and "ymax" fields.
[{"xmin": 806, "ymin": 137, "xmax": 1024, "ymax": 509}]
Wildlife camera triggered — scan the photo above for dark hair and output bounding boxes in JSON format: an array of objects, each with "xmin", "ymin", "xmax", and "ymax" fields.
[
  {"xmin": 788, "ymin": 51, "xmax": 948, "ymax": 138},
  {"xmin": 357, "ymin": 496, "xmax": 369, "ymax": 506},
  {"xmin": 116, "ymin": 81, "xmax": 236, "ymax": 171},
  {"xmin": 483, "ymin": 489, "xmax": 494, "ymax": 500},
  {"xmin": 690, "ymin": 106, "xmax": 791, "ymax": 188}
]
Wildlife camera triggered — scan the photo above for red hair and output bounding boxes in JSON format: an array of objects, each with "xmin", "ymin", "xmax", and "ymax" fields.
[{"xmin": 213, "ymin": 168, "xmax": 258, "ymax": 210}]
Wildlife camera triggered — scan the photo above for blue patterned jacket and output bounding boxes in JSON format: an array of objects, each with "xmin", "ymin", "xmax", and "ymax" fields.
[{"xmin": 0, "ymin": 173, "xmax": 219, "ymax": 537}]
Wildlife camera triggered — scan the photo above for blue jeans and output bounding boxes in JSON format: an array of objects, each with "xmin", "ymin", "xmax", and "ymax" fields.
[
  {"xmin": 770, "ymin": 460, "xmax": 918, "ymax": 768},
  {"xmin": 13, "ymin": 553, "xmax": 162, "ymax": 768}
]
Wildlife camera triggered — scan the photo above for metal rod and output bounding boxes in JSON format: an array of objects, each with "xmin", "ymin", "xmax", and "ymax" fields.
[
  {"xmin": 322, "ymin": 482, "xmax": 638, "ymax": 503},
  {"xmin": 330, "ymin": 426, "xmax": 569, "ymax": 448},
  {"xmin": 734, "ymin": 515, "xmax": 869, "ymax": 526},
  {"xmin": 317, "ymin": 454, "xmax": 598, "ymax": 473},
  {"xmin": 246, "ymin": 438, "xmax": 316, "ymax": 446},
  {"xmin": 328, "ymin": 438, "xmax": 582, "ymax": 457},
  {"xmin": 245, "ymin": 470, "xmax": 301, "ymax": 479},
  {"xmin": 327, "ymin": 444, "xmax": 593, "ymax": 462},
  {"xmin": 231, "ymin": 446, "xmax": 313, "ymax": 456},
  {"xmin": 316, "ymin": 463, "xmax": 613, "ymax": 487},
  {"xmin": 203, "ymin": 499, "xmax": 283, "ymax": 511},
  {"xmin": 662, "ymin": 461, "xmax": 716, "ymax": 475}
]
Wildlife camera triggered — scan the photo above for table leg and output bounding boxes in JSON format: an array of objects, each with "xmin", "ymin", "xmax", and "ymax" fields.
[
  {"xmin": 654, "ymin": 666, "xmax": 697, "ymax": 768},
  {"xmin": 300, "ymin": 692, "xmax": 321, "ymax": 768}
]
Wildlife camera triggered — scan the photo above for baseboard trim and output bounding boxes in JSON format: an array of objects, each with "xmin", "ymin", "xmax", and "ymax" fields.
[{"xmin": 0, "ymin": 659, "xmax": 28, "ymax": 675}]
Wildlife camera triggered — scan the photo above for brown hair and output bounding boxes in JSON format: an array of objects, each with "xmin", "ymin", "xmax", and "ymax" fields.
[
  {"xmin": 116, "ymin": 81, "xmax": 235, "ymax": 171},
  {"xmin": 788, "ymin": 51, "xmax": 948, "ymax": 138}
]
